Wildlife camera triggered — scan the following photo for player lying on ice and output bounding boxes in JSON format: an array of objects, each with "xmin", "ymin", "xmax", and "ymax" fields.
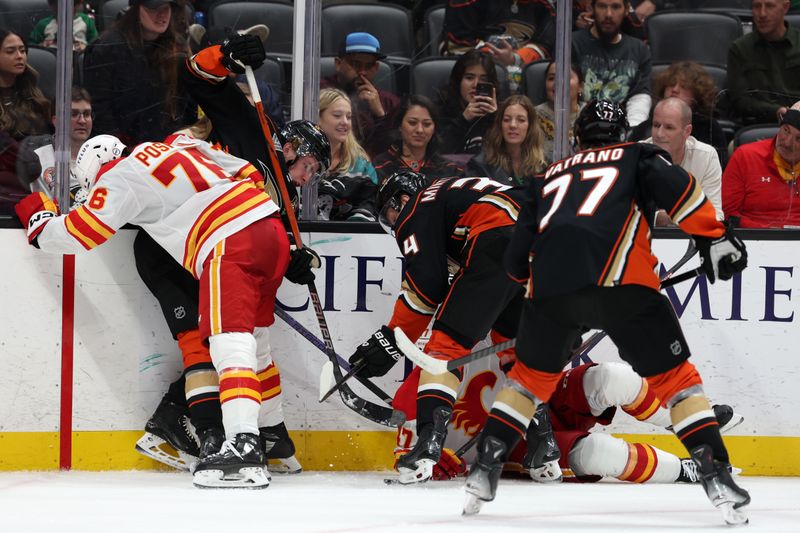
[
  {"xmin": 393, "ymin": 360, "xmax": 743, "ymax": 485},
  {"xmin": 15, "ymin": 132, "xmax": 313, "ymax": 489}
]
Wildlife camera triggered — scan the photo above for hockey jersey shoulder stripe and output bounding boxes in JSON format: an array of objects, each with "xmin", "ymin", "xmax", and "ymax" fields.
[
  {"xmin": 64, "ymin": 206, "xmax": 116, "ymax": 250},
  {"xmin": 668, "ymin": 177, "xmax": 705, "ymax": 223},
  {"xmin": 184, "ymin": 183, "xmax": 272, "ymax": 274}
]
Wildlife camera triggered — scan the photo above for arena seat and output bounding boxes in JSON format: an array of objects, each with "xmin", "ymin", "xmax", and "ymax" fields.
[
  {"xmin": 208, "ymin": 0, "xmax": 294, "ymax": 58},
  {"xmin": 321, "ymin": 3, "xmax": 414, "ymax": 63},
  {"xmin": 0, "ymin": 0, "xmax": 51, "ymax": 40},
  {"xmin": 646, "ymin": 11, "xmax": 742, "ymax": 67}
]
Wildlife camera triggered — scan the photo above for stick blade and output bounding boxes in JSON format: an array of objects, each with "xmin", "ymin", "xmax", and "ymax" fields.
[
  {"xmin": 319, "ymin": 361, "xmax": 336, "ymax": 402},
  {"xmin": 393, "ymin": 327, "xmax": 449, "ymax": 374}
]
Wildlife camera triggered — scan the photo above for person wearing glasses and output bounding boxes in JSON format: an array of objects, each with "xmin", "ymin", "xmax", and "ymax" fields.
[
  {"xmin": 320, "ymin": 32, "xmax": 400, "ymax": 157},
  {"xmin": 16, "ymin": 86, "xmax": 93, "ymax": 210}
]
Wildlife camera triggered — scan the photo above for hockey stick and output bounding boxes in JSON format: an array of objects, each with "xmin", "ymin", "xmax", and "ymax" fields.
[
  {"xmin": 396, "ymin": 241, "xmax": 703, "ymax": 375},
  {"xmin": 246, "ymin": 67, "xmax": 403, "ymax": 428},
  {"xmin": 319, "ymin": 358, "xmax": 365, "ymax": 403}
]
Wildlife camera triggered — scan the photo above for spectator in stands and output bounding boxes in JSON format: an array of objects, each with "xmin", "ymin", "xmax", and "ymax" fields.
[
  {"xmin": 722, "ymin": 100, "xmax": 800, "ymax": 228},
  {"xmin": 320, "ymin": 32, "xmax": 400, "ymax": 158},
  {"xmin": 437, "ymin": 50, "xmax": 499, "ymax": 156},
  {"xmin": 535, "ymin": 60, "xmax": 584, "ymax": 164},
  {"xmin": 467, "ymin": 94, "xmax": 545, "ymax": 185},
  {"xmin": 16, "ymin": 87, "xmax": 94, "ymax": 209},
  {"xmin": 630, "ymin": 61, "xmax": 727, "ymax": 163},
  {"xmin": 0, "ymin": 30, "xmax": 51, "ymax": 141},
  {"xmin": 373, "ymin": 95, "xmax": 463, "ymax": 184},
  {"xmin": 727, "ymin": 0, "xmax": 800, "ymax": 125},
  {"xmin": 572, "ymin": 0, "xmax": 652, "ymax": 127},
  {"xmin": 642, "ymin": 98, "xmax": 724, "ymax": 225},
  {"xmin": 83, "ymin": 0, "xmax": 195, "ymax": 146},
  {"xmin": 440, "ymin": 0, "xmax": 555, "ymax": 64},
  {"xmin": 317, "ymin": 88, "xmax": 378, "ymax": 221},
  {"xmin": 30, "ymin": 0, "xmax": 98, "ymax": 52}
]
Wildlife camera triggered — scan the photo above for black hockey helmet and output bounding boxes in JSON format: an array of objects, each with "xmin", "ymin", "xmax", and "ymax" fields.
[
  {"xmin": 280, "ymin": 120, "xmax": 332, "ymax": 173},
  {"xmin": 376, "ymin": 170, "xmax": 427, "ymax": 235},
  {"xmin": 574, "ymin": 100, "xmax": 629, "ymax": 149}
]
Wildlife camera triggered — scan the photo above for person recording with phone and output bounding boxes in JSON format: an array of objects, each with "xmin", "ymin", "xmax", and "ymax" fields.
[{"xmin": 436, "ymin": 50, "xmax": 499, "ymax": 156}]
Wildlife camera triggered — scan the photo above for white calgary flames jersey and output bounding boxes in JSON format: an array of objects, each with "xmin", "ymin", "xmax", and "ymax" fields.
[{"xmin": 35, "ymin": 134, "xmax": 279, "ymax": 278}]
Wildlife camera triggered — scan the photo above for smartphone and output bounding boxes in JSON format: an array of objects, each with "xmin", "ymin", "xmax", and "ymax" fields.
[{"xmin": 475, "ymin": 82, "xmax": 494, "ymax": 97}]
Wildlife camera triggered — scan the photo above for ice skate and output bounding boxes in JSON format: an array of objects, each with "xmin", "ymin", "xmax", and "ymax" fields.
[
  {"xmin": 261, "ymin": 423, "xmax": 302, "ymax": 474},
  {"xmin": 193, "ymin": 433, "xmax": 270, "ymax": 489},
  {"xmin": 135, "ymin": 398, "xmax": 199, "ymax": 471},
  {"xmin": 463, "ymin": 436, "xmax": 507, "ymax": 516},
  {"xmin": 523, "ymin": 404, "xmax": 562, "ymax": 483},
  {"xmin": 691, "ymin": 444, "xmax": 750, "ymax": 525},
  {"xmin": 713, "ymin": 404, "xmax": 744, "ymax": 434},
  {"xmin": 676, "ymin": 458, "xmax": 700, "ymax": 483},
  {"xmin": 395, "ymin": 406, "xmax": 452, "ymax": 484}
]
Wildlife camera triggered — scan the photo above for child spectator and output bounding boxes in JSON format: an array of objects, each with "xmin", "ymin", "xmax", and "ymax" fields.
[{"xmin": 30, "ymin": 0, "xmax": 98, "ymax": 52}]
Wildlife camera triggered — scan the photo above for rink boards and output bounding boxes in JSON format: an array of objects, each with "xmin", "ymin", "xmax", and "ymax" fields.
[{"xmin": 0, "ymin": 228, "xmax": 798, "ymax": 474}]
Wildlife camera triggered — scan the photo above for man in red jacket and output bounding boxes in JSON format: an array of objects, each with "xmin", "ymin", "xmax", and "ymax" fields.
[{"xmin": 722, "ymin": 101, "xmax": 800, "ymax": 228}]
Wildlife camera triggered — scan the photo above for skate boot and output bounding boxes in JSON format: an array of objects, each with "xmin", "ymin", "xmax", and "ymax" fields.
[
  {"xmin": 193, "ymin": 433, "xmax": 270, "ymax": 489},
  {"xmin": 676, "ymin": 458, "xmax": 700, "ymax": 483},
  {"xmin": 260, "ymin": 423, "xmax": 302, "ymax": 474},
  {"xmin": 463, "ymin": 436, "xmax": 507, "ymax": 516},
  {"xmin": 135, "ymin": 398, "xmax": 200, "ymax": 471},
  {"xmin": 522, "ymin": 404, "xmax": 562, "ymax": 483},
  {"xmin": 192, "ymin": 426, "xmax": 226, "ymax": 470},
  {"xmin": 396, "ymin": 406, "xmax": 452, "ymax": 484},
  {"xmin": 713, "ymin": 404, "xmax": 744, "ymax": 434},
  {"xmin": 691, "ymin": 444, "xmax": 750, "ymax": 525}
]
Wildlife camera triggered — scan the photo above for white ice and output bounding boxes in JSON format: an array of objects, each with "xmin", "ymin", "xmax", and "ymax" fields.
[{"xmin": 1, "ymin": 471, "xmax": 798, "ymax": 532}]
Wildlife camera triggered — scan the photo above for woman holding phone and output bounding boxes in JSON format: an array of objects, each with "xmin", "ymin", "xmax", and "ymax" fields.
[{"xmin": 436, "ymin": 50, "xmax": 499, "ymax": 156}]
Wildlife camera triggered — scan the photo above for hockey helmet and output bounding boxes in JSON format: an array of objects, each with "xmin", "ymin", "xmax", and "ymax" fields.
[
  {"xmin": 280, "ymin": 120, "xmax": 332, "ymax": 174},
  {"xmin": 74, "ymin": 134, "xmax": 126, "ymax": 190},
  {"xmin": 574, "ymin": 100, "xmax": 629, "ymax": 149},
  {"xmin": 376, "ymin": 170, "xmax": 427, "ymax": 235}
]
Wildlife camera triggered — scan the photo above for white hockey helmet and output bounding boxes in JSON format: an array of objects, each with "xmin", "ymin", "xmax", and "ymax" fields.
[{"xmin": 74, "ymin": 134, "xmax": 126, "ymax": 190}]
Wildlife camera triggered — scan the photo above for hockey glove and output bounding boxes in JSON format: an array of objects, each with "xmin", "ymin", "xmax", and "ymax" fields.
[
  {"xmin": 219, "ymin": 34, "xmax": 266, "ymax": 74},
  {"xmin": 348, "ymin": 325, "xmax": 402, "ymax": 378},
  {"xmin": 15, "ymin": 192, "xmax": 58, "ymax": 247},
  {"xmin": 694, "ymin": 225, "xmax": 747, "ymax": 284},
  {"xmin": 284, "ymin": 245, "xmax": 321, "ymax": 285},
  {"xmin": 432, "ymin": 447, "xmax": 466, "ymax": 480}
]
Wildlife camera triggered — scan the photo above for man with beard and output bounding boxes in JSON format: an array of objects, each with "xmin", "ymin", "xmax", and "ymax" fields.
[
  {"xmin": 572, "ymin": 0, "xmax": 652, "ymax": 127},
  {"xmin": 320, "ymin": 32, "xmax": 401, "ymax": 157}
]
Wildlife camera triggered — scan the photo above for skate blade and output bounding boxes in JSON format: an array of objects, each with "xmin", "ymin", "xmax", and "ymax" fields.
[
  {"xmin": 193, "ymin": 466, "xmax": 270, "ymax": 489},
  {"xmin": 462, "ymin": 493, "xmax": 485, "ymax": 516},
  {"xmin": 529, "ymin": 460, "xmax": 563, "ymax": 483},
  {"xmin": 135, "ymin": 432, "xmax": 196, "ymax": 472},
  {"xmin": 718, "ymin": 502, "xmax": 749, "ymax": 526},
  {"xmin": 720, "ymin": 413, "xmax": 744, "ymax": 434},
  {"xmin": 396, "ymin": 459, "xmax": 434, "ymax": 484},
  {"xmin": 267, "ymin": 455, "xmax": 302, "ymax": 474}
]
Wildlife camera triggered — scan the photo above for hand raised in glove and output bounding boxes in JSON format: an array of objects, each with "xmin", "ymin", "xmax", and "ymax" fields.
[
  {"xmin": 432, "ymin": 447, "xmax": 466, "ymax": 480},
  {"xmin": 284, "ymin": 245, "xmax": 321, "ymax": 285},
  {"xmin": 694, "ymin": 225, "xmax": 747, "ymax": 284},
  {"xmin": 15, "ymin": 192, "xmax": 58, "ymax": 246},
  {"xmin": 348, "ymin": 325, "xmax": 403, "ymax": 378},
  {"xmin": 219, "ymin": 33, "xmax": 266, "ymax": 74}
]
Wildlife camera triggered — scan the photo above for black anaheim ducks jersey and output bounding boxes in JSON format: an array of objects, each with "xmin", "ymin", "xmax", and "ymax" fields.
[
  {"xmin": 393, "ymin": 176, "xmax": 525, "ymax": 314},
  {"xmin": 506, "ymin": 142, "xmax": 725, "ymax": 300}
]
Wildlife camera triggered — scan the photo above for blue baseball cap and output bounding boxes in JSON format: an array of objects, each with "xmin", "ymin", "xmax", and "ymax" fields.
[{"xmin": 339, "ymin": 32, "xmax": 386, "ymax": 59}]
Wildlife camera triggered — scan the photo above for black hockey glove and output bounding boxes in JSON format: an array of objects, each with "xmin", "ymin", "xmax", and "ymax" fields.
[
  {"xmin": 693, "ymin": 225, "xmax": 747, "ymax": 284},
  {"xmin": 349, "ymin": 326, "xmax": 402, "ymax": 378},
  {"xmin": 284, "ymin": 246, "xmax": 321, "ymax": 285},
  {"xmin": 219, "ymin": 34, "xmax": 266, "ymax": 74}
]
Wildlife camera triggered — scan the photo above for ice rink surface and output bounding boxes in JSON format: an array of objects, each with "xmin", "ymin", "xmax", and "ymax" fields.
[{"xmin": 1, "ymin": 471, "xmax": 798, "ymax": 532}]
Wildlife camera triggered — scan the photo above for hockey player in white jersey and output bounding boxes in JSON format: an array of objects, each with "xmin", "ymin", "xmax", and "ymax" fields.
[{"xmin": 15, "ymin": 133, "xmax": 290, "ymax": 489}]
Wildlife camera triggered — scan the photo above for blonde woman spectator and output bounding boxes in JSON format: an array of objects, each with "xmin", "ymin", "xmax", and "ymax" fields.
[
  {"xmin": 317, "ymin": 88, "xmax": 378, "ymax": 221},
  {"xmin": 535, "ymin": 60, "xmax": 584, "ymax": 164},
  {"xmin": 467, "ymin": 95, "xmax": 545, "ymax": 185}
]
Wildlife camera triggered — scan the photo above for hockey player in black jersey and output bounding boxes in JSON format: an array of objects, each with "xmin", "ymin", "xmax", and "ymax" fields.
[
  {"xmin": 348, "ymin": 170, "xmax": 528, "ymax": 484},
  {"xmin": 462, "ymin": 100, "xmax": 750, "ymax": 524},
  {"xmin": 134, "ymin": 33, "xmax": 330, "ymax": 482}
]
